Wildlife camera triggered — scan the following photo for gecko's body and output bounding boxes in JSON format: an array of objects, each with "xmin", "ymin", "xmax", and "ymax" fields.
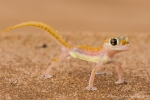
[
  {"xmin": 3, "ymin": 21, "xmax": 129, "ymax": 90},
  {"xmin": 69, "ymin": 47, "xmax": 111, "ymax": 64}
]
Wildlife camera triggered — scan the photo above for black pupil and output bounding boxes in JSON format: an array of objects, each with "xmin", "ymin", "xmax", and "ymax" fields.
[{"xmin": 110, "ymin": 39, "xmax": 117, "ymax": 46}]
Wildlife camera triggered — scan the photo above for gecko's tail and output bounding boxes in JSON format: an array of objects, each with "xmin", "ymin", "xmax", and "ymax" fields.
[{"xmin": 3, "ymin": 21, "xmax": 71, "ymax": 48}]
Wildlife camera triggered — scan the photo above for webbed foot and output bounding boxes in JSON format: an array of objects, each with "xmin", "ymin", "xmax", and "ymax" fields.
[
  {"xmin": 115, "ymin": 79, "xmax": 127, "ymax": 84},
  {"xmin": 96, "ymin": 71, "xmax": 106, "ymax": 75},
  {"xmin": 40, "ymin": 74, "xmax": 53, "ymax": 79},
  {"xmin": 86, "ymin": 85, "xmax": 97, "ymax": 91}
]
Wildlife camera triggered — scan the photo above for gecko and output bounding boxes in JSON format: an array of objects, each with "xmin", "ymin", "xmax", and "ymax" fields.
[{"xmin": 3, "ymin": 21, "xmax": 130, "ymax": 90}]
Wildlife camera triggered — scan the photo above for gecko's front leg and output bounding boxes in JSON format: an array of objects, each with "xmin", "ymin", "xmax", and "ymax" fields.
[
  {"xmin": 112, "ymin": 60, "xmax": 125, "ymax": 84},
  {"xmin": 86, "ymin": 61, "xmax": 103, "ymax": 90}
]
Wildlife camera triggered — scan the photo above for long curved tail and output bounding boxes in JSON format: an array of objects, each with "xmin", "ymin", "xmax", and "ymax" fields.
[{"xmin": 3, "ymin": 21, "xmax": 71, "ymax": 48}]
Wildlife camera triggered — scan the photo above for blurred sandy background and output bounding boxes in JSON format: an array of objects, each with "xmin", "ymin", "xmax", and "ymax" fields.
[{"xmin": 1, "ymin": 0, "xmax": 150, "ymax": 32}]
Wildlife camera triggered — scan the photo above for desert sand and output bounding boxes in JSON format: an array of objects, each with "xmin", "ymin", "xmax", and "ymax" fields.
[
  {"xmin": 0, "ymin": 0, "xmax": 150, "ymax": 100},
  {"xmin": 0, "ymin": 32, "xmax": 149, "ymax": 99}
]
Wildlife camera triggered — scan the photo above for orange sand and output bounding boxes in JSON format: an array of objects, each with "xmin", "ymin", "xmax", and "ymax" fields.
[{"xmin": 0, "ymin": 32, "xmax": 149, "ymax": 99}]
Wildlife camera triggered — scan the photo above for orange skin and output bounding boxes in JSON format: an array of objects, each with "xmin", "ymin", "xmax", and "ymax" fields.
[{"xmin": 3, "ymin": 21, "xmax": 130, "ymax": 90}]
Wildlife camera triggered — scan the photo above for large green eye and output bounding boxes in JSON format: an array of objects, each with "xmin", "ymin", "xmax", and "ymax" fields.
[{"xmin": 110, "ymin": 38, "xmax": 117, "ymax": 46}]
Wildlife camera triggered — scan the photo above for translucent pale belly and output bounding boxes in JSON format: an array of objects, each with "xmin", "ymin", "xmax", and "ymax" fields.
[{"xmin": 69, "ymin": 51, "xmax": 100, "ymax": 63}]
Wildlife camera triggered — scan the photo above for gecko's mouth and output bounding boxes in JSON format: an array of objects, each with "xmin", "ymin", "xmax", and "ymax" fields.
[
  {"xmin": 112, "ymin": 44, "xmax": 129, "ymax": 51},
  {"xmin": 105, "ymin": 43, "xmax": 130, "ymax": 51}
]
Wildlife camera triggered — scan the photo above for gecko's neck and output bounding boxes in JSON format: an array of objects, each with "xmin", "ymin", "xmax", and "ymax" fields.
[
  {"xmin": 103, "ymin": 43, "xmax": 117, "ymax": 58},
  {"xmin": 105, "ymin": 50, "xmax": 117, "ymax": 58}
]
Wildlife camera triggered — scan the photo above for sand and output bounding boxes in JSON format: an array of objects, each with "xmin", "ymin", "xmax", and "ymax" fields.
[{"xmin": 0, "ymin": 32, "xmax": 149, "ymax": 100}]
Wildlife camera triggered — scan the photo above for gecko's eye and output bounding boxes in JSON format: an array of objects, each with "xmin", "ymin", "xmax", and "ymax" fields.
[{"xmin": 110, "ymin": 38, "xmax": 118, "ymax": 46}]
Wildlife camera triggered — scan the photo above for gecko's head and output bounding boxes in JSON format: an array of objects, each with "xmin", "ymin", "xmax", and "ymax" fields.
[{"xmin": 104, "ymin": 36, "xmax": 130, "ymax": 52}]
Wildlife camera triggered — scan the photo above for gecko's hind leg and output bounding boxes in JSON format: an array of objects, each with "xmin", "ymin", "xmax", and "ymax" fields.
[{"xmin": 44, "ymin": 50, "xmax": 69, "ymax": 78}]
